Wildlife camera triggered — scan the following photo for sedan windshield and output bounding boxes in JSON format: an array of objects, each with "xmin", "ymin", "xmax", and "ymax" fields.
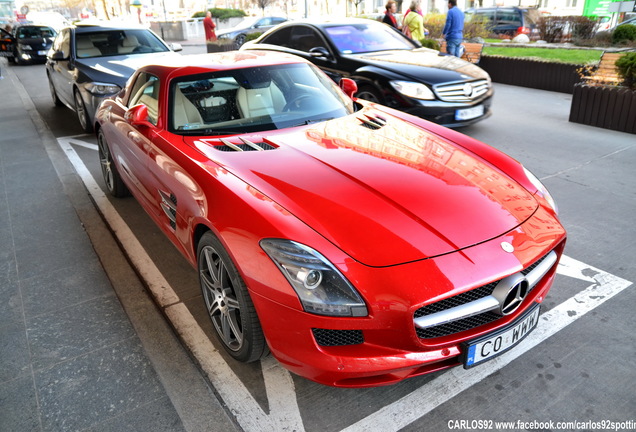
[
  {"xmin": 323, "ymin": 22, "xmax": 416, "ymax": 54},
  {"xmin": 170, "ymin": 62, "xmax": 355, "ymax": 136},
  {"xmin": 75, "ymin": 29, "xmax": 169, "ymax": 58}
]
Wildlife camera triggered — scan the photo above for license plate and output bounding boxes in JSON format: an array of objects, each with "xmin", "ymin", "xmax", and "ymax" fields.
[
  {"xmin": 463, "ymin": 305, "xmax": 540, "ymax": 368},
  {"xmin": 38, "ymin": 50, "xmax": 48, "ymax": 55},
  {"xmin": 455, "ymin": 105, "xmax": 484, "ymax": 121}
]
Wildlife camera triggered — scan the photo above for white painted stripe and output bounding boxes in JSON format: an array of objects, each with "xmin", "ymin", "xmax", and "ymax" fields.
[
  {"xmin": 58, "ymin": 137, "xmax": 180, "ymax": 306},
  {"xmin": 58, "ymin": 137, "xmax": 305, "ymax": 432},
  {"xmin": 341, "ymin": 258, "xmax": 632, "ymax": 432},
  {"xmin": 60, "ymin": 136, "xmax": 632, "ymax": 432}
]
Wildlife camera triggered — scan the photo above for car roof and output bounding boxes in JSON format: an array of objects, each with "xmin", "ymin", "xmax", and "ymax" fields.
[
  {"xmin": 64, "ymin": 23, "xmax": 154, "ymax": 33},
  {"xmin": 266, "ymin": 18, "xmax": 385, "ymax": 28},
  {"xmin": 137, "ymin": 51, "xmax": 311, "ymax": 78}
]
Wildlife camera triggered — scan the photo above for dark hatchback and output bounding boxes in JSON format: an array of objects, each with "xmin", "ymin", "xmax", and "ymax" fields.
[
  {"xmin": 0, "ymin": 24, "xmax": 57, "ymax": 64},
  {"xmin": 241, "ymin": 18, "xmax": 493, "ymax": 127},
  {"xmin": 46, "ymin": 24, "xmax": 181, "ymax": 132},
  {"xmin": 464, "ymin": 7, "xmax": 541, "ymax": 39}
]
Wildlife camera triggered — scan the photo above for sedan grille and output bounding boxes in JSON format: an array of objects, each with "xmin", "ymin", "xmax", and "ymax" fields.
[
  {"xmin": 434, "ymin": 79, "xmax": 490, "ymax": 103},
  {"xmin": 414, "ymin": 251, "xmax": 555, "ymax": 339}
]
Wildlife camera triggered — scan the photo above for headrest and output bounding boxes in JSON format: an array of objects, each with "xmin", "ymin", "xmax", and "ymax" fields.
[
  {"xmin": 122, "ymin": 35, "xmax": 139, "ymax": 47},
  {"xmin": 235, "ymin": 68, "xmax": 273, "ymax": 89},
  {"xmin": 76, "ymin": 38, "xmax": 95, "ymax": 49}
]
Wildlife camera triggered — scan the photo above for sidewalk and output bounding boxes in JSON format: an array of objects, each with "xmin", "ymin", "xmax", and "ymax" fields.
[{"xmin": 0, "ymin": 59, "xmax": 236, "ymax": 431}]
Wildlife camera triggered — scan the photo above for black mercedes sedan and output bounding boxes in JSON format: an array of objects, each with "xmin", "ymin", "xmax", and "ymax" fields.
[
  {"xmin": 0, "ymin": 24, "xmax": 56, "ymax": 64},
  {"xmin": 241, "ymin": 19, "xmax": 493, "ymax": 127},
  {"xmin": 46, "ymin": 24, "xmax": 181, "ymax": 132}
]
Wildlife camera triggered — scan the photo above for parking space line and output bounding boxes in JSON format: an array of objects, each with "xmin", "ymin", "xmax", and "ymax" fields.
[{"xmin": 59, "ymin": 136, "xmax": 633, "ymax": 432}]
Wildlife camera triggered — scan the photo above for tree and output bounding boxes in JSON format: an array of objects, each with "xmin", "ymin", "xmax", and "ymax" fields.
[{"xmin": 254, "ymin": 0, "xmax": 274, "ymax": 15}]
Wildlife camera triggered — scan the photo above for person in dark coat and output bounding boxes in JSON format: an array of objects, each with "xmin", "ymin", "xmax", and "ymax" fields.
[{"xmin": 382, "ymin": 1, "xmax": 399, "ymax": 29}]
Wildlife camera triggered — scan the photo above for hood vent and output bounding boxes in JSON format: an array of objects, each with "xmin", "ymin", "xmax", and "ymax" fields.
[
  {"xmin": 215, "ymin": 137, "xmax": 276, "ymax": 152},
  {"xmin": 358, "ymin": 114, "xmax": 387, "ymax": 130}
]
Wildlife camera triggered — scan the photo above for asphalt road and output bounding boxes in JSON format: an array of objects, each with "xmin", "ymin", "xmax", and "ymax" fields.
[{"xmin": 10, "ymin": 51, "xmax": 636, "ymax": 432}]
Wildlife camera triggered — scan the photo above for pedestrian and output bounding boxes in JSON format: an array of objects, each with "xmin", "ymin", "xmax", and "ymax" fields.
[
  {"xmin": 402, "ymin": 0, "xmax": 428, "ymax": 42},
  {"xmin": 443, "ymin": 0, "xmax": 465, "ymax": 57},
  {"xmin": 382, "ymin": 1, "xmax": 399, "ymax": 29},
  {"xmin": 203, "ymin": 11, "xmax": 217, "ymax": 53}
]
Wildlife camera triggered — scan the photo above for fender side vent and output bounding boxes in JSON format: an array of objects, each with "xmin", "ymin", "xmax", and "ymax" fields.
[{"xmin": 159, "ymin": 190, "xmax": 177, "ymax": 230}]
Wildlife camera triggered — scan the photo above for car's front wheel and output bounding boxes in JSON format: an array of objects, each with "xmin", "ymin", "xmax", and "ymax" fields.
[
  {"xmin": 198, "ymin": 232, "xmax": 268, "ymax": 363},
  {"xmin": 235, "ymin": 34, "xmax": 246, "ymax": 48},
  {"xmin": 356, "ymin": 85, "xmax": 384, "ymax": 104},
  {"xmin": 98, "ymin": 129, "xmax": 129, "ymax": 198},
  {"xmin": 74, "ymin": 89, "xmax": 93, "ymax": 133}
]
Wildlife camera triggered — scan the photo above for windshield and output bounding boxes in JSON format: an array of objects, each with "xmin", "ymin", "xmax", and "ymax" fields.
[
  {"xmin": 170, "ymin": 62, "xmax": 355, "ymax": 136},
  {"xmin": 324, "ymin": 22, "xmax": 416, "ymax": 54},
  {"xmin": 17, "ymin": 26, "xmax": 56, "ymax": 39},
  {"xmin": 75, "ymin": 29, "xmax": 169, "ymax": 58}
]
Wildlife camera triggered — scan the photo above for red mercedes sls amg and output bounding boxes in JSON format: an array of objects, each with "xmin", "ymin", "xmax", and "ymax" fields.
[{"xmin": 95, "ymin": 51, "xmax": 566, "ymax": 387}]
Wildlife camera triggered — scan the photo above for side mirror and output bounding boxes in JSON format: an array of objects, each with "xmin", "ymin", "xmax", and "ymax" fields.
[
  {"xmin": 339, "ymin": 78, "xmax": 358, "ymax": 99},
  {"xmin": 169, "ymin": 42, "xmax": 182, "ymax": 52},
  {"xmin": 125, "ymin": 104, "xmax": 153, "ymax": 127},
  {"xmin": 49, "ymin": 51, "xmax": 68, "ymax": 61},
  {"xmin": 309, "ymin": 46, "xmax": 332, "ymax": 61}
]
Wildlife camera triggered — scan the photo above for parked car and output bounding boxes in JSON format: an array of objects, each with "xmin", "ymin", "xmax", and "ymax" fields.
[
  {"xmin": 464, "ymin": 7, "xmax": 541, "ymax": 39},
  {"xmin": 94, "ymin": 50, "xmax": 566, "ymax": 387},
  {"xmin": 46, "ymin": 24, "xmax": 181, "ymax": 132},
  {"xmin": 216, "ymin": 16, "xmax": 288, "ymax": 48},
  {"xmin": 241, "ymin": 18, "xmax": 493, "ymax": 127},
  {"xmin": 0, "ymin": 24, "xmax": 56, "ymax": 64}
]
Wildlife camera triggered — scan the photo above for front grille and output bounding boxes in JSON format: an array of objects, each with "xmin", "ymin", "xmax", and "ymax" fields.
[
  {"xmin": 416, "ymin": 312, "xmax": 500, "ymax": 339},
  {"xmin": 434, "ymin": 79, "xmax": 490, "ymax": 103},
  {"xmin": 414, "ymin": 252, "xmax": 552, "ymax": 339},
  {"xmin": 312, "ymin": 329, "xmax": 364, "ymax": 346}
]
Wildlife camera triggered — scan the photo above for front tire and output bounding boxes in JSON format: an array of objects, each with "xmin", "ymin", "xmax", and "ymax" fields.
[
  {"xmin": 356, "ymin": 85, "xmax": 384, "ymax": 104},
  {"xmin": 198, "ymin": 232, "xmax": 268, "ymax": 363},
  {"xmin": 98, "ymin": 129, "xmax": 129, "ymax": 197},
  {"xmin": 74, "ymin": 89, "xmax": 93, "ymax": 133}
]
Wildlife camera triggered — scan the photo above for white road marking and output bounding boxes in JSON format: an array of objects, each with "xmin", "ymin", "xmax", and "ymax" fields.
[{"xmin": 59, "ymin": 136, "xmax": 633, "ymax": 432}]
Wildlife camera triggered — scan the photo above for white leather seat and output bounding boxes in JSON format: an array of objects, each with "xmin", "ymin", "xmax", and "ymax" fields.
[
  {"xmin": 236, "ymin": 82, "xmax": 285, "ymax": 118},
  {"xmin": 76, "ymin": 38, "xmax": 101, "ymax": 58},
  {"xmin": 119, "ymin": 35, "xmax": 139, "ymax": 54},
  {"xmin": 173, "ymin": 87, "xmax": 204, "ymax": 130}
]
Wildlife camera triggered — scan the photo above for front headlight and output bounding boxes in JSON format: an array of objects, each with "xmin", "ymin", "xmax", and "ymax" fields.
[
  {"xmin": 390, "ymin": 80, "xmax": 435, "ymax": 100},
  {"xmin": 84, "ymin": 82, "xmax": 121, "ymax": 96},
  {"xmin": 217, "ymin": 33, "xmax": 231, "ymax": 40},
  {"xmin": 20, "ymin": 44, "xmax": 33, "ymax": 50},
  {"xmin": 523, "ymin": 167, "xmax": 558, "ymax": 214},
  {"xmin": 261, "ymin": 239, "xmax": 368, "ymax": 317}
]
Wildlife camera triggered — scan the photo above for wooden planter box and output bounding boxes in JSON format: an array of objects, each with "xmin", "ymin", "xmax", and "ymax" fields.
[
  {"xmin": 479, "ymin": 55, "xmax": 582, "ymax": 94},
  {"xmin": 569, "ymin": 84, "xmax": 636, "ymax": 134}
]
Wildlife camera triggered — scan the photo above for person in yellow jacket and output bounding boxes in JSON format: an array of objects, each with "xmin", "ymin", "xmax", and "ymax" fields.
[{"xmin": 402, "ymin": 0, "xmax": 429, "ymax": 42}]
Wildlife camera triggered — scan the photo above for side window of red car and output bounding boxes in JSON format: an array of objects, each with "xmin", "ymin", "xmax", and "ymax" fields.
[{"xmin": 129, "ymin": 73, "xmax": 160, "ymax": 125}]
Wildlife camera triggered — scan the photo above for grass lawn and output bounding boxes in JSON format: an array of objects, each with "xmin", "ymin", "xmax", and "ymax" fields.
[{"xmin": 482, "ymin": 46, "xmax": 604, "ymax": 64}]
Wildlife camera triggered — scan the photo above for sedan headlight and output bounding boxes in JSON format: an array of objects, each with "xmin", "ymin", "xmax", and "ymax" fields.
[
  {"xmin": 19, "ymin": 44, "xmax": 33, "ymax": 50},
  {"xmin": 217, "ymin": 33, "xmax": 232, "ymax": 40},
  {"xmin": 523, "ymin": 167, "xmax": 558, "ymax": 214},
  {"xmin": 84, "ymin": 82, "xmax": 121, "ymax": 96},
  {"xmin": 390, "ymin": 80, "xmax": 435, "ymax": 100},
  {"xmin": 261, "ymin": 239, "xmax": 368, "ymax": 317}
]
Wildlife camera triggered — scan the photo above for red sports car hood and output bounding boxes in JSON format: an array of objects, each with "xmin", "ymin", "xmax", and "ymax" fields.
[{"xmin": 191, "ymin": 112, "xmax": 537, "ymax": 266}]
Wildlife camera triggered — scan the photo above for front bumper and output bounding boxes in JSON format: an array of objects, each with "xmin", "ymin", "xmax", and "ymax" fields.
[{"xmin": 251, "ymin": 206, "xmax": 566, "ymax": 387}]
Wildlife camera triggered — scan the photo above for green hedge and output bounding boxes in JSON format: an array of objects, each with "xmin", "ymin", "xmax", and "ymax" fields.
[{"xmin": 192, "ymin": 8, "xmax": 247, "ymax": 21}]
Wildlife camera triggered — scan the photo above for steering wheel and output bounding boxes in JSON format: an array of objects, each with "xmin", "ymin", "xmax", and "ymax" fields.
[{"xmin": 282, "ymin": 94, "xmax": 313, "ymax": 112}]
